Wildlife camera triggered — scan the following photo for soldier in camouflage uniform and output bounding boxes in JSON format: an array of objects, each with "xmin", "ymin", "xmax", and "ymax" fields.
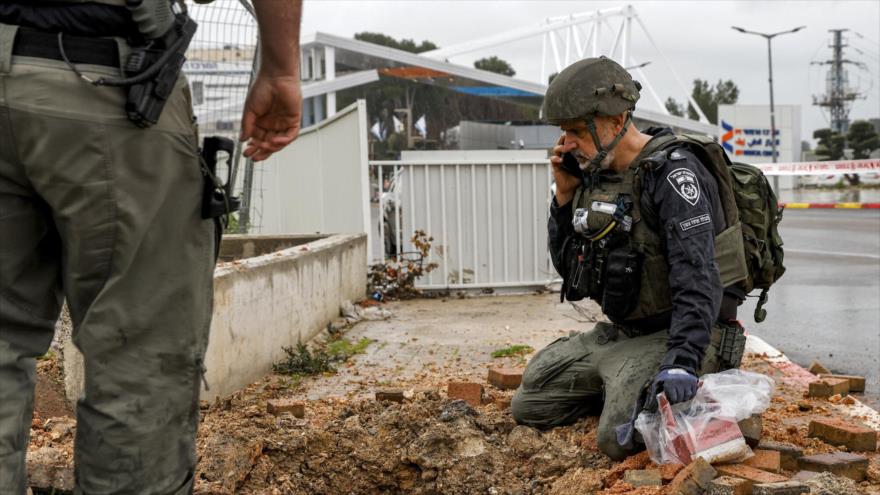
[
  {"xmin": 0, "ymin": 1, "xmax": 302, "ymax": 492},
  {"xmin": 511, "ymin": 57, "xmax": 746, "ymax": 460}
]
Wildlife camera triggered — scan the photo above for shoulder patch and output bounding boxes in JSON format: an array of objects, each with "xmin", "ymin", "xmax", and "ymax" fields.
[
  {"xmin": 679, "ymin": 213, "xmax": 711, "ymax": 232},
  {"xmin": 666, "ymin": 167, "xmax": 701, "ymax": 206}
]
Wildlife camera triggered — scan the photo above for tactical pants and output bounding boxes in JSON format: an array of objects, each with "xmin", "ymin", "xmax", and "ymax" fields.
[
  {"xmin": 0, "ymin": 24, "xmax": 214, "ymax": 494},
  {"xmin": 511, "ymin": 321, "xmax": 722, "ymax": 461}
]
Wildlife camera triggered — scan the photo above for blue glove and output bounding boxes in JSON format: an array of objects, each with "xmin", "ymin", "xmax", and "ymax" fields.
[{"xmin": 651, "ymin": 368, "xmax": 699, "ymax": 405}]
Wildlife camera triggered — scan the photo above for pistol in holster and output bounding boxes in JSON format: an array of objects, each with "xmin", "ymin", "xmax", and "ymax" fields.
[
  {"xmin": 200, "ymin": 136, "xmax": 241, "ymax": 261},
  {"xmin": 122, "ymin": 0, "xmax": 197, "ymax": 127}
]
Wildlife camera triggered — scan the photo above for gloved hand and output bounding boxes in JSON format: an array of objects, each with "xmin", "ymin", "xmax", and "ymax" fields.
[{"xmin": 649, "ymin": 368, "xmax": 699, "ymax": 406}]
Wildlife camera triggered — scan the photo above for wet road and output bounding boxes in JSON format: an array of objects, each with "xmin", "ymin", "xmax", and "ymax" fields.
[{"xmin": 741, "ymin": 208, "xmax": 880, "ymax": 408}]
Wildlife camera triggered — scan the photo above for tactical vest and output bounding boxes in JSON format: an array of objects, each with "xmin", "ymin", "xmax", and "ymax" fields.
[
  {"xmin": 561, "ymin": 135, "xmax": 748, "ymax": 323},
  {"xmin": 28, "ymin": 0, "xmax": 215, "ymax": 4}
]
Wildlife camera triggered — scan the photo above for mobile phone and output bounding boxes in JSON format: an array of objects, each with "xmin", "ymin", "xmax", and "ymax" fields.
[{"xmin": 561, "ymin": 151, "xmax": 582, "ymax": 177}]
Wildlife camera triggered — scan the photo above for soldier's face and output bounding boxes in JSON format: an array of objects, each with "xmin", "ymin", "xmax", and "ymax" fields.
[{"xmin": 560, "ymin": 118, "xmax": 617, "ymax": 169}]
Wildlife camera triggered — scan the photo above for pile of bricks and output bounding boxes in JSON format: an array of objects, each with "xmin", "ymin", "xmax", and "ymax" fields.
[
  {"xmin": 616, "ymin": 444, "xmax": 874, "ymax": 494},
  {"xmin": 444, "ymin": 367, "xmax": 524, "ymax": 409},
  {"xmin": 806, "ymin": 360, "xmax": 866, "ymax": 399},
  {"xmin": 614, "ymin": 407, "xmax": 877, "ymax": 494}
]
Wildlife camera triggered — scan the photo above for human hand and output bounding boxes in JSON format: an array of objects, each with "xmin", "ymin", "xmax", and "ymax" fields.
[
  {"xmin": 649, "ymin": 368, "xmax": 699, "ymax": 408},
  {"xmin": 240, "ymin": 73, "xmax": 302, "ymax": 162},
  {"xmin": 550, "ymin": 133, "xmax": 582, "ymax": 205}
]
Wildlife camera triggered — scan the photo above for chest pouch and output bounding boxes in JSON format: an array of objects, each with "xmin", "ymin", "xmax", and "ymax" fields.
[{"xmin": 601, "ymin": 247, "xmax": 644, "ymax": 319}]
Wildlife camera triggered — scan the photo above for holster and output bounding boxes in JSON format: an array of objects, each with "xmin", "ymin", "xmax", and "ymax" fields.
[
  {"xmin": 561, "ymin": 236, "xmax": 590, "ymax": 302},
  {"xmin": 712, "ymin": 321, "xmax": 747, "ymax": 370},
  {"xmin": 200, "ymin": 137, "xmax": 241, "ymax": 262}
]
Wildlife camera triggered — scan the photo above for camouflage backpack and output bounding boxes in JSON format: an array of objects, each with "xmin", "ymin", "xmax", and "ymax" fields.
[{"xmin": 669, "ymin": 134, "xmax": 786, "ymax": 322}]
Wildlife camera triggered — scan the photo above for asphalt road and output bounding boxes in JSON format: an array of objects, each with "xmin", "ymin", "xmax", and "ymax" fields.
[{"xmin": 741, "ymin": 209, "xmax": 880, "ymax": 408}]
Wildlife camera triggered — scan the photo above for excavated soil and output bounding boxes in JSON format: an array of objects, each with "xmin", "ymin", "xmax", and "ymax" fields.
[{"xmin": 27, "ymin": 295, "xmax": 880, "ymax": 494}]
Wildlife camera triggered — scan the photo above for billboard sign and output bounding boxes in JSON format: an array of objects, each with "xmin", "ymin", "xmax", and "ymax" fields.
[{"xmin": 717, "ymin": 105, "xmax": 801, "ymax": 164}]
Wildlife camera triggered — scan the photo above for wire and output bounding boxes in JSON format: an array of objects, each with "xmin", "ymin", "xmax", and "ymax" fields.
[{"xmin": 854, "ymin": 31, "xmax": 879, "ymax": 47}]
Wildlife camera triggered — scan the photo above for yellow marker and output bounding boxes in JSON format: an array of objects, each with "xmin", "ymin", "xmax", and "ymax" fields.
[
  {"xmin": 784, "ymin": 203, "xmax": 810, "ymax": 209},
  {"xmin": 834, "ymin": 203, "xmax": 861, "ymax": 209}
]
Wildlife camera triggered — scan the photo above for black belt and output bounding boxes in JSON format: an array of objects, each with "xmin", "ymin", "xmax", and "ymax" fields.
[{"xmin": 12, "ymin": 27, "xmax": 119, "ymax": 68}]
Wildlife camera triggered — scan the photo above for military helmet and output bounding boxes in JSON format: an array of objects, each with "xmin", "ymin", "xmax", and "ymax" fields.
[{"xmin": 542, "ymin": 56, "xmax": 641, "ymax": 125}]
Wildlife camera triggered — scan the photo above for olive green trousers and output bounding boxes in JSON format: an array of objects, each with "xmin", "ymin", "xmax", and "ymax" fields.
[
  {"xmin": 511, "ymin": 321, "xmax": 722, "ymax": 461},
  {"xmin": 0, "ymin": 24, "xmax": 214, "ymax": 494}
]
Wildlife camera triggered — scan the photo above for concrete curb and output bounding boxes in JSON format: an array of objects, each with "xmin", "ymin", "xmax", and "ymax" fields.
[
  {"xmin": 745, "ymin": 335, "xmax": 880, "ymax": 430},
  {"xmin": 779, "ymin": 202, "xmax": 880, "ymax": 209}
]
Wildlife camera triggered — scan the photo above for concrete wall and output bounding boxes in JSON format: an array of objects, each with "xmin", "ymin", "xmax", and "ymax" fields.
[
  {"xmin": 205, "ymin": 232, "xmax": 366, "ymax": 400},
  {"xmin": 63, "ymin": 233, "xmax": 367, "ymax": 404},
  {"xmin": 219, "ymin": 234, "xmax": 325, "ymax": 261}
]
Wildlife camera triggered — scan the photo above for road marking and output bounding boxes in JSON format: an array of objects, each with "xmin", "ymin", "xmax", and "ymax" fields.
[{"xmin": 787, "ymin": 248, "xmax": 880, "ymax": 260}]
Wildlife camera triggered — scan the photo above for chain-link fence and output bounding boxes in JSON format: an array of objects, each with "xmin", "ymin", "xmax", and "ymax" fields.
[{"xmin": 185, "ymin": 0, "xmax": 261, "ymax": 232}]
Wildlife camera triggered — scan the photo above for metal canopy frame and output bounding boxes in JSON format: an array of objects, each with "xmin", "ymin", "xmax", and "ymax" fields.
[{"xmin": 422, "ymin": 4, "xmax": 710, "ymax": 125}]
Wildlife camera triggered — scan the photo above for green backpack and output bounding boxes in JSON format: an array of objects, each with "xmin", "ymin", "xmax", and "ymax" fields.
[{"xmin": 670, "ymin": 134, "xmax": 786, "ymax": 322}]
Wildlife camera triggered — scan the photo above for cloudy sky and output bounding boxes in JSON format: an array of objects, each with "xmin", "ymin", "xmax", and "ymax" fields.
[{"xmin": 301, "ymin": 0, "xmax": 880, "ymax": 143}]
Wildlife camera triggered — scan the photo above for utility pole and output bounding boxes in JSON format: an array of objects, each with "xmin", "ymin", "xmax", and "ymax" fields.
[
  {"xmin": 812, "ymin": 29, "xmax": 861, "ymax": 134},
  {"xmin": 732, "ymin": 25, "xmax": 805, "ymax": 192}
]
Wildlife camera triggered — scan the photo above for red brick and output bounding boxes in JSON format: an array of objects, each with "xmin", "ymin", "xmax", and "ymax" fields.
[
  {"xmin": 757, "ymin": 441, "xmax": 803, "ymax": 471},
  {"xmin": 808, "ymin": 377, "xmax": 849, "ymax": 398},
  {"xmin": 715, "ymin": 464, "xmax": 789, "ymax": 484},
  {"xmin": 808, "ymin": 361, "xmax": 831, "ymax": 375},
  {"xmin": 807, "ymin": 418, "xmax": 877, "ymax": 451},
  {"xmin": 744, "ymin": 449, "xmax": 782, "ymax": 473},
  {"xmin": 706, "ymin": 476, "xmax": 753, "ymax": 495},
  {"xmin": 447, "ymin": 382, "xmax": 483, "ymax": 407},
  {"xmin": 797, "ymin": 452, "xmax": 869, "ymax": 481},
  {"xmin": 667, "ymin": 458, "xmax": 717, "ymax": 495},
  {"xmin": 487, "ymin": 368, "xmax": 523, "ymax": 390},
  {"xmin": 752, "ymin": 481, "xmax": 809, "ymax": 494},
  {"xmin": 375, "ymin": 390, "xmax": 405, "ymax": 403},
  {"xmin": 266, "ymin": 398, "xmax": 304, "ymax": 417},
  {"xmin": 818, "ymin": 374, "xmax": 865, "ymax": 393}
]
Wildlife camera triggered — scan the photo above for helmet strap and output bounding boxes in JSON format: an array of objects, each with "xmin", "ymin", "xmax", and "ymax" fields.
[{"xmin": 584, "ymin": 112, "xmax": 632, "ymax": 170}]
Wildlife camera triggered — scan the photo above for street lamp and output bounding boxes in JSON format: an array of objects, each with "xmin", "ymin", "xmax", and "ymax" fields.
[{"xmin": 731, "ymin": 25, "xmax": 805, "ymax": 192}]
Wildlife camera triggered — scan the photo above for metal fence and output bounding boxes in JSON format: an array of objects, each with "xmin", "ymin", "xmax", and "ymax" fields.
[
  {"xmin": 371, "ymin": 160, "xmax": 558, "ymax": 290},
  {"xmin": 185, "ymin": 0, "xmax": 261, "ymax": 232}
]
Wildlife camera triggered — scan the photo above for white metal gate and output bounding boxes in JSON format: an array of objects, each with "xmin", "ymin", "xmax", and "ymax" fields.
[{"xmin": 371, "ymin": 159, "xmax": 557, "ymax": 289}]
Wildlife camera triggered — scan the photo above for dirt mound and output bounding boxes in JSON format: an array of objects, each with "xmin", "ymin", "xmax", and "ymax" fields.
[{"xmin": 194, "ymin": 390, "xmax": 611, "ymax": 494}]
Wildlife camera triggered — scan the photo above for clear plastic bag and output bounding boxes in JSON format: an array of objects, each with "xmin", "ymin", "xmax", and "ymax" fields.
[{"xmin": 634, "ymin": 369, "xmax": 775, "ymax": 465}]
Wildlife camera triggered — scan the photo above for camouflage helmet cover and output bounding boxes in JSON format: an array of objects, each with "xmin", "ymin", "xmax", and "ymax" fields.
[{"xmin": 542, "ymin": 56, "xmax": 641, "ymax": 125}]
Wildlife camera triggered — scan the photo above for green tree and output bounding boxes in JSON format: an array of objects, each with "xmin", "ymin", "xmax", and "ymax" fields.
[
  {"xmin": 665, "ymin": 97, "xmax": 685, "ymax": 117},
  {"xmin": 474, "ymin": 56, "xmax": 516, "ymax": 76},
  {"xmin": 354, "ymin": 32, "xmax": 437, "ymax": 53},
  {"xmin": 813, "ymin": 128, "xmax": 846, "ymax": 160},
  {"xmin": 666, "ymin": 79, "xmax": 739, "ymax": 124},
  {"xmin": 846, "ymin": 120, "xmax": 880, "ymax": 159}
]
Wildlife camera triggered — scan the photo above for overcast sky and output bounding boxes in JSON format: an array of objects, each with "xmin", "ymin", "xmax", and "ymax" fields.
[{"xmin": 301, "ymin": 0, "xmax": 880, "ymax": 143}]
